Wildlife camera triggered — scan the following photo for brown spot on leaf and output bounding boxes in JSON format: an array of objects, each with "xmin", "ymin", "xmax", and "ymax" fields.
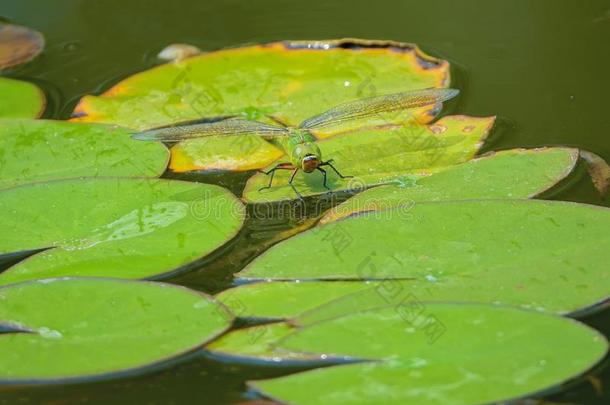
[
  {"xmin": 429, "ymin": 124, "xmax": 447, "ymax": 134},
  {"xmin": 0, "ymin": 23, "xmax": 44, "ymax": 70},
  {"xmin": 463, "ymin": 125, "xmax": 476, "ymax": 133}
]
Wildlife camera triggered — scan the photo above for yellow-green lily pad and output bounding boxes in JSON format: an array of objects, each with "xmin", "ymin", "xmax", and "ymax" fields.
[
  {"xmin": 0, "ymin": 119, "xmax": 169, "ymax": 190},
  {"xmin": 321, "ymin": 147, "xmax": 578, "ymax": 224},
  {"xmin": 0, "ymin": 78, "xmax": 45, "ymax": 118},
  {"xmin": 242, "ymin": 115, "xmax": 494, "ymax": 202},
  {"xmin": 70, "ymin": 39, "xmax": 452, "ymax": 173},
  {"xmin": 170, "ymin": 134, "xmax": 284, "ymax": 172},
  {"xmin": 0, "ymin": 278, "xmax": 231, "ymax": 383},
  {"xmin": 0, "ymin": 178, "xmax": 245, "ymax": 285},
  {"xmin": 72, "ymin": 39, "xmax": 449, "ymax": 130}
]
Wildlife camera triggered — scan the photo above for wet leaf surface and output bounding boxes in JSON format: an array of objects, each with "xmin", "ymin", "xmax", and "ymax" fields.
[
  {"xmin": 0, "ymin": 178, "xmax": 245, "ymax": 285},
  {"xmin": 0, "ymin": 77, "xmax": 45, "ymax": 118},
  {"xmin": 0, "ymin": 278, "xmax": 231, "ymax": 383},
  {"xmin": 0, "ymin": 119, "xmax": 169, "ymax": 189},
  {"xmin": 0, "ymin": 23, "xmax": 44, "ymax": 70},
  {"xmin": 320, "ymin": 147, "xmax": 578, "ymax": 224}
]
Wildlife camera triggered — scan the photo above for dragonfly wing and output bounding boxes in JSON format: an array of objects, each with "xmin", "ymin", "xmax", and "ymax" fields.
[
  {"xmin": 132, "ymin": 118, "xmax": 289, "ymax": 141},
  {"xmin": 299, "ymin": 88, "xmax": 460, "ymax": 130}
]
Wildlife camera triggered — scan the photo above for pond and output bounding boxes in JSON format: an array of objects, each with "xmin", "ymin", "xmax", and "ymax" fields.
[{"xmin": 1, "ymin": 0, "xmax": 609, "ymax": 404}]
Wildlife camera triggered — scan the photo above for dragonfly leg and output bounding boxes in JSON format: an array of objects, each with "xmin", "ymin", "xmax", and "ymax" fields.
[
  {"xmin": 320, "ymin": 160, "xmax": 354, "ymax": 179},
  {"xmin": 258, "ymin": 163, "xmax": 295, "ymax": 192},
  {"xmin": 317, "ymin": 167, "xmax": 330, "ymax": 190},
  {"xmin": 288, "ymin": 168, "xmax": 304, "ymax": 199}
]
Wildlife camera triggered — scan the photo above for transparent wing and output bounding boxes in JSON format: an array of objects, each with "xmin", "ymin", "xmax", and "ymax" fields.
[
  {"xmin": 132, "ymin": 118, "xmax": 289, "ymax": 141},
  {"xmin": 299, "ymin": 88, "xmax": 460, "ymax": 130}
]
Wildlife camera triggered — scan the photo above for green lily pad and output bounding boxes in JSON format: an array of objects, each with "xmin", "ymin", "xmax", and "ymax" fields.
[
  {"xmin": 0, "ymin": 78, "xmax": 45, "ymax": 118},
  {"xmin": 0, "ymin": 278, "xmax": 231, "ymax": 383},
  {"xmin": 250, "ymin": 304, "xmax": 608, "ymax": 405},
  {"xmin": 242, "ymin": 115, "xmax": 494, "ymax": 202},
  {"xmin": 70, "ymin": 39, "xmax": 451, "ymax": 173},
  {"xmin": 0, "ymin": 119, "xmax": 169, "ymax": 190},
  {"xmin": 235, "ymin": 200, "xmax": 610, "ymax": 314},
  {"xmin": 321, "ymin": 147, "xmax": 578, "ymax": 224},
  {"xmin": 0, "ymin": 23, "xmax": 44, "ymax": 70},
  {"xmin": 0, "ymin": 178, "xmax": 245, "ymax": 285}
]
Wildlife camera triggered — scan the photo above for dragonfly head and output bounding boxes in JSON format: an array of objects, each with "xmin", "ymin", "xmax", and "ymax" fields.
[{"xmin": 301, "ymin": 154, "xmax": 320, "ymax": 173}]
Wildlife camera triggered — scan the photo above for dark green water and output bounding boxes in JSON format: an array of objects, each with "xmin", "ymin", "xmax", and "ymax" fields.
[{"xmin": 1, "ymin": 0, "xmax": 609, "ymax": 403}]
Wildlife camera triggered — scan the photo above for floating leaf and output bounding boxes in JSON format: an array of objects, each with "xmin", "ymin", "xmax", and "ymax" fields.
[
  {"xmin": 0, "ymin": 178, "xmax": 244, "ymax": 285},
  {"xmin": 580, "ymin": 150, "xmax": 610, "ymax": 198},
  {"xmin": 235, "ymin": 200, "xmax": 610, "ymax": 315},
  {"xmin": 242, "ymin": 116, "xmax": 494, "ymax": 202},
  {"xmin": 321, "ymin": 147, "xmax": 578, "ymax": 224},
  {"xmin": 250, "ymin": 304, "xmax": 608, "ymax": 405},
  {"xmin": 0, "ymin": 23, "xmax": 44, "ymax": 70},
  {"xmin": 0, "ymin": 78, "xmax": 45, "ymax": 118},
  {"xmin": 0, "ymin": 278, "xmax": 231, "ymax": 383},
  {"xmin": 0, "ymin": 119, "xmax": 169, "ymax": 190},
  {"xmin": 71, "ymin": 39, "xmax": 451, "ymax": 173},
  {"xmin": 72, "ymin": 39, "xmax": 449, "ymax": 130}
]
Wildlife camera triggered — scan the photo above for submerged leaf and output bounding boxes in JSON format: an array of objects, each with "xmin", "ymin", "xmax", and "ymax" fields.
[
  {"xmin": 320, "ymin": 147, "xmax": 578, "ymax": 224},
  {"xmin": 250, "ymin": 304, "xmax": 607, "ymax": 405},
  {"xmin": 0, "ymin": 23, "xmax": 44, "ymax": 70},
  {"xmin": 0, "ymin": 178, "xmax": 245, "ymax": 285},
  {"xmin": 0, "ymin": 119, "xmax": 169, "ymax": 189},
  {"xmin": 206, "ymin": 322, "xmax": 328, "ymax": 363},
  {"xmin": 0, "ymin": 278, "xmax": 231, "ymax": 383},
  {"xmin": 0, "ymin": 78, "xmax": 45, "ymax": 118},
  {"xmin": 580, "ymin": 150, "xmax": 610, "ymax": 197}
]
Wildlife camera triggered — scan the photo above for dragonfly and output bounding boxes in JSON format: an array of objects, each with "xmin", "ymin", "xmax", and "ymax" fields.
[{"xmin": 132, "ymin": 87, "xmax": 460, "ymax": 197}]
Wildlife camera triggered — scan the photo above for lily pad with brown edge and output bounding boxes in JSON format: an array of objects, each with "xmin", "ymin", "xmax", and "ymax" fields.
[
  {"xmin": 0, "ymin": 278, "xmax": 232, "ymax": 383},
  {"xmin": 235, "ymin": 200, "xmax": 610, "ymax": 315},
  {"xmin": 0, "ymin": 23, "xmax": 44, "ymax": 70},
  {"xmin": 248, "ymin": 304, "xmax": 608, "ymax": 405},
  {"xmin": 0, "ymin": 119, "xmax": 169, "ymax": 190},
  {"xmin": 70, "ymin": 39, "xmax": 452, "ymax": 173},
  {"xmin": 241, "ymin": 115, "xmax": 494, "ymax": 202},
  {"xmin": 0, "ymin": 178, "xmax": 245, "ymax": 286},
  {"xmin": 170, "ymin": 133, "xmax": 284, "ymax": 172},
  {"xmin": 320, "ymin": 147, "xmax": 578, "ymax": 224},
  {"xmin": 0, "ymin": 78, "xmax": 45, "ymax": 118}
]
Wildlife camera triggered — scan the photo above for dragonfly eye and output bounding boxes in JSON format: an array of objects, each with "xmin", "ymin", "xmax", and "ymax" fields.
[{"xmin": 301, "ymin": 155, "xmax": 319, "ymax": 173}]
